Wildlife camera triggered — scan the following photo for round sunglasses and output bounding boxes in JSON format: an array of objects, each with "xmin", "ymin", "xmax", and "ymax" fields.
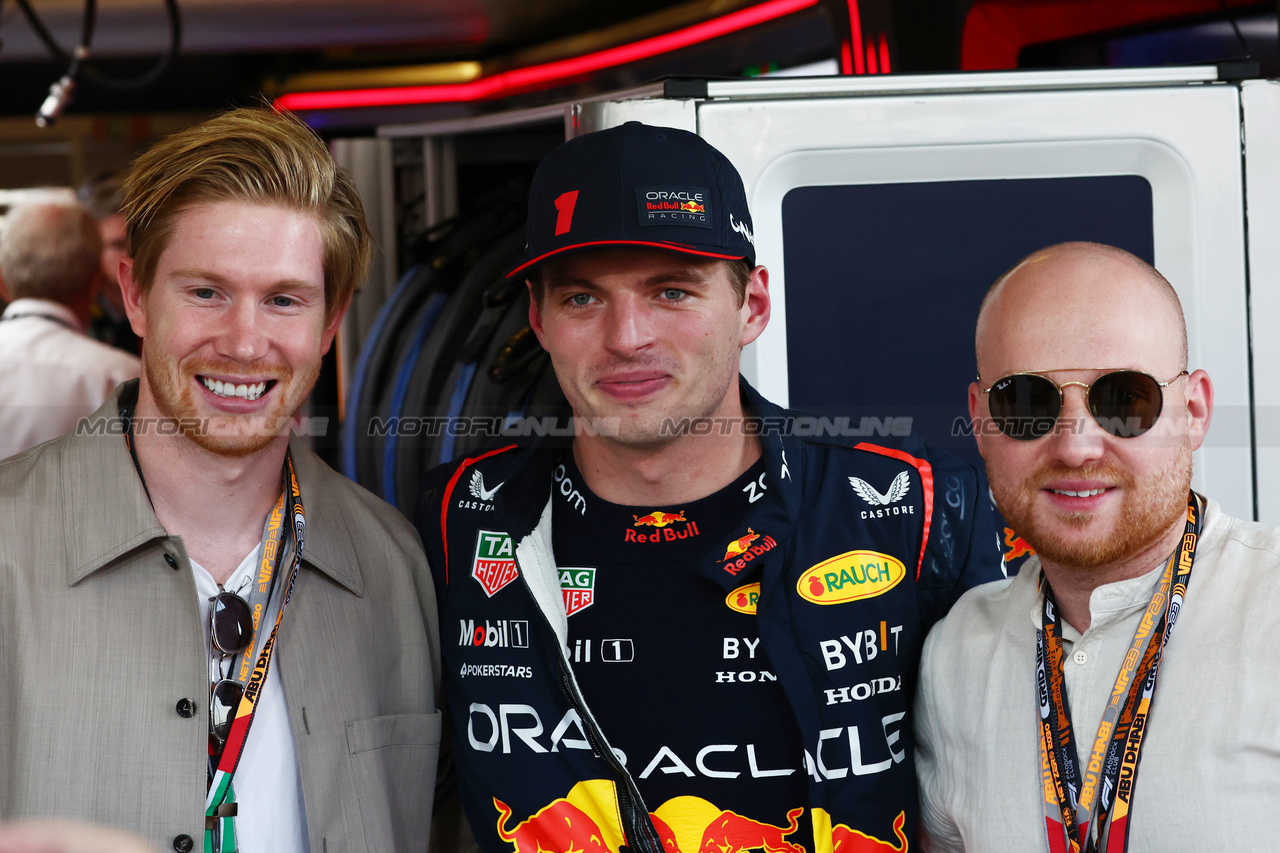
[{"xmin": 978, "ymin": 369, "xmax": 1188, "ymax": 441}]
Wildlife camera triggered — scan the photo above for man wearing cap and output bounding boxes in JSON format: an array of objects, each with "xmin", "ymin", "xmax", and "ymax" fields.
[
  {"xmin": 415, "ymin": 122, "xmax": 1003, "ymax": 853},
  {"xmin": 0, "ymin": 109, "xmax": 440, "ymax": 853},
  {"xmin": 915, "ymin": 242, "xmax": 1280, "ymax": 850}
]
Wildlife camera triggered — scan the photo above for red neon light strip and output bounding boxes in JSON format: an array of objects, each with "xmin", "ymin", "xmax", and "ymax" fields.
[
  {"xmin": 846, "ymin": 0, "xmax": 865, "ymax": 74},
  {"xmin": 878, "ymin": 32, "xmax": 891, "ymax": 74},
  {"xmin": 277, "ymin": 0, "xmax": 820, "ymax": 111}
]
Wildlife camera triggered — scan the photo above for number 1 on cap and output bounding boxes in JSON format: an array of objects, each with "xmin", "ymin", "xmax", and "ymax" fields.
[{"xmin": 554, "ymin": 190, "xmax": 579, "ymax": 236}]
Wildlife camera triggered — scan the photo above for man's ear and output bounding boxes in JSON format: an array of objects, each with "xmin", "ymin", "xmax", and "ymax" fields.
[
  {"xmin": 118, "ymin": 258, "xmax": 148, "ymax": 339},
  {"xmin": 1184, "ymin": 369, "xmax": 1214, "ymax": 451},
  {"xmin": 320, "ymin": 294, "xmax": 352, "ymax": 357},
  {"xmin": 527, "ymin": 280, "xmax": 546, "ymax": 347},
  {"xmin": 737, "ymin": 265, "xmax": 771, "ymax": 348}
]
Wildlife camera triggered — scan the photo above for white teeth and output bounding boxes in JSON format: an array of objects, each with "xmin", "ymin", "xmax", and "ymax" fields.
[
  {"xmin": 1053, "ymin": 488, "xmax": 1106, "ymax": 497},
  {"xmin": 201, "ymin": 378, "xmax": 268, "ymax": 401}
]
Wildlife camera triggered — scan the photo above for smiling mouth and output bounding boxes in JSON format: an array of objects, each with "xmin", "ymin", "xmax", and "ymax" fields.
[
  {"xmin": 199, "ymin": 376, "xmax": 275, "ymax": 401},
  {"xmin": 1048, "ymin": 487, "xmax": 1108, "ymax": 497}
]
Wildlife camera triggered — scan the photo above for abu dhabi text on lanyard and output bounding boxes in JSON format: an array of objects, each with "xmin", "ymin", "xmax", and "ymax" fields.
[{"xmin": 1037, "ymin": 492, "xmax": 1201, "ymax": 853}]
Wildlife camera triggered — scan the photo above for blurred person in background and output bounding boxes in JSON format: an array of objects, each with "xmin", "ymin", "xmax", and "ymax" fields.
[
  {"xmin": 0, "ymin": 200, "xmax": 139, "ymax": 459},
  {"xmin": 78, "ymin": 171, "xmax": 141, "ymax": 355}
]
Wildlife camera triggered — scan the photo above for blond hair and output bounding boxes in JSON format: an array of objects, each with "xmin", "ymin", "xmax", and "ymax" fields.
[{"xmin": 122, "ymin": 107, "xmax": 371, "ymax": 324}]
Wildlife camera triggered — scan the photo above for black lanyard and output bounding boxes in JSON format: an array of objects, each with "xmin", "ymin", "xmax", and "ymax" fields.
[{"xmin": 1037, "ymin": 492, "xmax": 1201, "ymax": 853}]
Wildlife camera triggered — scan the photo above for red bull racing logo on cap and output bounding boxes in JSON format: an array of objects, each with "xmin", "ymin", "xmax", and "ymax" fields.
[
  {"xmin": 798, "ymin": 551, "xmax": 905, "ymax": 605},
  {"xmin": 627, "ymin": 510, "xmax": 700, "ymax": 543},
  {"xmin": 637, "ymin": 186, "xmax": 711, "ymax": 228},
  {"xmin": 472, "ymin": 530, "xmax": 518, "ymax": 597}
]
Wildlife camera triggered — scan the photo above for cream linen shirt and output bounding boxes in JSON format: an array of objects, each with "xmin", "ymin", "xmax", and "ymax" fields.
[{"xmin": 915, "ymin": 498, "xmax": 1280, "ymax": 851}]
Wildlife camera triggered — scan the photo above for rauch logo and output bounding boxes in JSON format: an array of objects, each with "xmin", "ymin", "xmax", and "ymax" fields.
[{"xmin": 797, "ymin": 551, "xmax": 905, "ymax": 605}]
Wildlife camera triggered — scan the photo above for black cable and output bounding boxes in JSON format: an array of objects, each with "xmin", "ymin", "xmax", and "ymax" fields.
[
  {"xmin": 14, "ymin": 0, "xmax": 70, "ymax": 63},
  {"xmin": 82, "ymin": 0, "xmax": 181, "ymax": 90},
  {"xmin": 17, "ymin": 0, "xmax": 181, "ymax": 91},
  {"xmin": 1217, "ymin": 0, "xmax": 1253, "ymax": 60}
]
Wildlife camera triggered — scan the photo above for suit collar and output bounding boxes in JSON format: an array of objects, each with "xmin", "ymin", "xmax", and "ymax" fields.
[{"xmin": 63, "ymin": 380, "xmax": 362, "ymax": 595}]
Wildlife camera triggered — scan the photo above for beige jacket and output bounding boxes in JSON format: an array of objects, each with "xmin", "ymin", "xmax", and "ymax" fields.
[{"xmin": 0, "ymin": 383, "xmax": 442, "ymax": 852}]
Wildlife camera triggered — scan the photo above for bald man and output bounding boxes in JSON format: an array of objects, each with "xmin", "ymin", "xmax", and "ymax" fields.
[{"xmin": 914, "ymin": 242, "xmax": 1280, "ymax": 851}]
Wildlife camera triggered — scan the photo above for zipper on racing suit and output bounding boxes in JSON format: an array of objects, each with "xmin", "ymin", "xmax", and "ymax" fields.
[
  {"xmin": 553, "ymin": 655, "xmax": 664, "ymax": 853},
  {"xmin": 509, "ymin": 535, "xmax": 664, "ymax": 853}
]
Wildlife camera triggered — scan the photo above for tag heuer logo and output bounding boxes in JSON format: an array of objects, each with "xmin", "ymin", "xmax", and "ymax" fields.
[
  {"xmin": 559, "ymin": 567, "xmax": 595, "ymax": 616},
  {"xmin": 849, "ymin": 471, "xmax": 910, "ymax": 506},
  {"xmin": 472, "ymin": 530, "xmax": 518, "ymax": 597}
]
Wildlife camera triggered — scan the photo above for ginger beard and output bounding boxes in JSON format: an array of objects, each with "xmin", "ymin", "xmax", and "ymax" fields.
[
  {"xmin": 989, "ymin": 447, "xmax": 1193, "ymax": 568},
  {"xmin": 144, "ymin": 351, "xmax": 316, "ymax": 457}
]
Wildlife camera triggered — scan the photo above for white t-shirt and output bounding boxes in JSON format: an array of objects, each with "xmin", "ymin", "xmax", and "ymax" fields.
[{"xmin": 192, "ymin": 546, "xmax": 309, "ymax": 853}]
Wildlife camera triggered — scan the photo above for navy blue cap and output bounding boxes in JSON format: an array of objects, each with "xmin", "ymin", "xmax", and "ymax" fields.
[{"xmin": 507, "ymin": 121, "xmax": 756, "ymax": 279}]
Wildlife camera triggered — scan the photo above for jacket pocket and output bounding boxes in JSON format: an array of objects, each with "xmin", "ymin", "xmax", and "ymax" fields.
[{"xmin": 346, "ymin": 711, "xmax": 442, "ymax": 853}]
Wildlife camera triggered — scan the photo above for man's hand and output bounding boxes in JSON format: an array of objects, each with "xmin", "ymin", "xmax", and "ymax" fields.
[{"xmin": 0, "ymin": 821, "xmax": 157, "ymax": 853}]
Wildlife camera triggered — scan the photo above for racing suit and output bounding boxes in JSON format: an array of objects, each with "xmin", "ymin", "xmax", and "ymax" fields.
[{"xmin": 415, "ymin": 379, "xmax": 1003, "ymax": 853}]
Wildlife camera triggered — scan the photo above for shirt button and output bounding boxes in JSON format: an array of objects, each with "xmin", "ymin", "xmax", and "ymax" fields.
[
  {"xmin": 164, "ymin": 553, "xmax": 178, "ymax": 570},
  {"xmin": 173, "ymin": 834, "xmax": 194, "ymax": 853},
  {"xmin": 1073, "ymin": 649, "xmax": 1089, "ymax": 666},
  {"xmin": 175, "ymin": 698, "xmax": 195, "ymax": 718}
]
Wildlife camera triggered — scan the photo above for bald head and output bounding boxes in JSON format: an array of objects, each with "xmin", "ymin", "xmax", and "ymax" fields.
[
  {"xmin": 976, "ymin": 242, "xmax": 1187, "ymax": 383},
  {"xmin": 0, "ymin": 202, "xmax": 102, "ymax": 305}
]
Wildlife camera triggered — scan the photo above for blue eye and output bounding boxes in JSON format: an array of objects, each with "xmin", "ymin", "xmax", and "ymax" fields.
[
  {"xmin": 569, "ymin": 294, "xmax": 593, "ymax": 306},
  {"xmin": 194, "ymin": 288, "xmax": 216, "ymax": 300}
]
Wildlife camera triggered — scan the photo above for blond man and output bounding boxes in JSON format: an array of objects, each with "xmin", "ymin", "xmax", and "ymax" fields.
[{"xmin": 0, "ymin": 109, "xmax": 441, "ymax": 853}]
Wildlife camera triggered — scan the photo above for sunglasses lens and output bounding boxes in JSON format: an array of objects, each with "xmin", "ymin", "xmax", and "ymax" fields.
[
  {"xmin": 1090, "ymin": 371, "xmax": 1163, "ymax": 437},
  {"xmin": 211, "ymin": 592, "xmax": 253, "ymax": 655},
  {"xmin": 987, "ymin": 374, "xmax": 1060, "ymax": 440},
  {"xmin": 210, "ymin": 679, "xmax": 243, "ymax": 744}
]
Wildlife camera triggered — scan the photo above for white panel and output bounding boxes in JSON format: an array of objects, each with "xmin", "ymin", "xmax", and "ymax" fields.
[
  {"xmin": 1243, "ymin": 80, "xmax": 1280, "ymax": 524},
  {"xmin": 698, "ymin": 84, "xmax": 1252, "ymax": 520},
  {"xmin": 572, "ymin": 98, "xmax": 697, "ymax": 137}
]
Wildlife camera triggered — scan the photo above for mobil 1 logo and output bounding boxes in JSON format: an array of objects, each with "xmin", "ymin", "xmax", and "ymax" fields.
[{"xmin": 459, "ymin": 618, "xmax": 529, "ymax": 649}]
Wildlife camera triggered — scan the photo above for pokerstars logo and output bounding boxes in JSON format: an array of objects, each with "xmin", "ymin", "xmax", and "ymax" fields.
[{"xmin": 627, "ymin": 510, "xmax": 700, "ymax": 543}]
